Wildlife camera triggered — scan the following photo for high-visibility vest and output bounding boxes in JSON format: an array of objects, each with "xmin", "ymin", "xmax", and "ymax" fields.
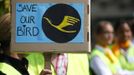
[
  {"xmin": 0, "ymin": 62, "xmax": 21, "ymax": 75},
  {"xmin": 26, "ymin": 53, "xmax": 89, "ymax": 75},
  {"xmin": 26, "ymin": 53, "xmax": 44, "ymax": 75},
  {"xmin": 90, "ymin": 48, "xmax": 120, "ymax": 74},
  {"xmin": 118, "ymin": 46, "xmax": 134, "ymax": 70}
]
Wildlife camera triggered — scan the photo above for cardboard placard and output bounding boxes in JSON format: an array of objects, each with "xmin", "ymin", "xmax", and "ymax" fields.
[{"xmin": 11, "ymin": 0, "xmax": 90, "ymax": 52}]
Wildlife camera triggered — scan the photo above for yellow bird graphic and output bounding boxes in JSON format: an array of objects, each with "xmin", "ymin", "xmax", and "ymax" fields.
[{"xmin": 44, "ymin": 16, "xmax": 80, "ymax": 33}]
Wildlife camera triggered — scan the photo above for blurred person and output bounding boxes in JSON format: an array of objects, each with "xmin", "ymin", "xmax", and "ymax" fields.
[
  {"xmin": 128, "ymin": 19, "xmax": 134, "ymax": 43},
  {"xmin": 52, "ymin": 53, "xmax": 89, "ymax": 75},
  {"xmin": 0, "ymin": 13, "xmax": 53, "ymax": 75},
  {"xmin": 0, "ymin": 13, "xmax": 29, "ymax": 75},
  {"xmin": 112, "ymin": 20, "xmax": 134, "ymax": 70},
  {"xmin": 27, "ymin": 53, "xmax": 89, "ymax": 75},
  {"xmin": 90, "ymin": 21, "xmax": 118, "ymax": 75},
  {"xmin": 90, "ymin": 21, "xmax": 134, "ymax": 75}
]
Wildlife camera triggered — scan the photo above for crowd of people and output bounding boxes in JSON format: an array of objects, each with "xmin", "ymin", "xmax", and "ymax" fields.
[{"xmin": 90, "ymin": 20, "xmax": 134, "ymax": 75}]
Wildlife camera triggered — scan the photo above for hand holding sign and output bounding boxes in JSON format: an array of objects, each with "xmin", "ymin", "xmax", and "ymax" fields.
[{"xmin": 44, "ymin": 16, "xmax": 79, "ymax": 33}]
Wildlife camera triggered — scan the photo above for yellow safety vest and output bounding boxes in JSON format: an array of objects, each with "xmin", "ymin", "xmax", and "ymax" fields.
[
  {"xmin": 90, "ymin": 49, "xmax": 120, "ymax": 74},
  {"xmin": 26, "ymin": 53, "xmax": 89, "ymax": 75},
  {"xmin": 26, "ymin": 53, "xmax": 44, "ymax": 75},
  {"xmin": 0, "ymin": 62, "xmax": 21, "ymax": 75},
  {"xmin": 112, "ymin": 43, "xmax": 134, "ymax": 70},
  {"xmin": 118, "ymin": 46, "xmax": 134, "ymax": 70}
]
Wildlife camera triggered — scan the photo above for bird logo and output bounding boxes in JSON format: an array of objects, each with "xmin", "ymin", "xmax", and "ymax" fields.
[
  {"xmin": 44, "ymin": 16, "xmax": 79, "ymax": 33},
  {"xmin": 42, "ymin": 4, "xmax": 81, "ymax": 43}
]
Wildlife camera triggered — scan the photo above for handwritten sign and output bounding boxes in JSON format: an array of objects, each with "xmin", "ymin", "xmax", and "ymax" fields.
[
  {"xmin": 16, "ymin": 3, "xmax": 84, "ymax": 43},
  {"xmin": 11, "ymin": 0, "xmax": 90, "ymax": 52}
]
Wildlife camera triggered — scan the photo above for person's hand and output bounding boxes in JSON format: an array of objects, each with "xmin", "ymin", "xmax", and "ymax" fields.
[{"xmin": 40, "ymin": 69, "xmax": 52, "ymax": 75}]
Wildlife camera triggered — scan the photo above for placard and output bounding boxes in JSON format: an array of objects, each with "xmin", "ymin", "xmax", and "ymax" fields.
[{"xmin": 11, "ymin": 0, "xmax": 90, "ymax": 52}]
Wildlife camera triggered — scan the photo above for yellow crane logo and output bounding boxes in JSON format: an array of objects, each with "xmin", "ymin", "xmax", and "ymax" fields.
[
  {"xmin": 42, "ymin": 4, "xmax": 81, "ymax": 43},
  {"xmin": 44, "ymin": 16, "xmax": 79, "ymax": 33}
]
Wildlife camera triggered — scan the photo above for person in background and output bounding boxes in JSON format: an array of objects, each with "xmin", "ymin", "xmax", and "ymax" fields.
[
  {"xmin": 112, "ymin": 20, "xmax": 134, "ymax": 70},
  {"xmin": 53, "ymin": 53, "xmax": 89, "ymax": 75},
  {"xmin": 128, "ymin": 19, "xmax": 134, "ymax": 44},
  {"xmin": 90, "ymin": 21, "xmax": 134, "ymax": 75},
  {"xmin": 0, "ymin": 13, "xmax": 29, "ymax": 75},
  {"xmin": 0, "ymin": 13, "xmax": 53, "ymax": 75},
  {"xmin": 25, "ymin": 48, "xmax": 89, "ymax": 75}
]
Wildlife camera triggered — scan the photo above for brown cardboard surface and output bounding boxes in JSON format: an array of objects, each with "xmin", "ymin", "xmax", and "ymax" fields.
[{"xmin": 11, "ymin": 0, "xmax": 90, "ymax": 53}]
